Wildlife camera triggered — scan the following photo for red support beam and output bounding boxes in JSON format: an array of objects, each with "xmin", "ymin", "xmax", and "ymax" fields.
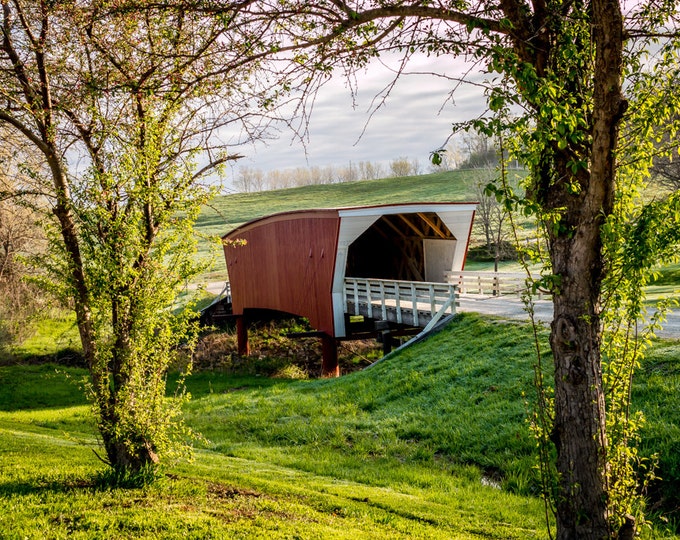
[
  {"xmin": 236, "ymin": 316, "xmax": 249, "ymax": 356},
  {"xmin": 320, "ymin": 333, "xmax": 339, "ymax": 377}
]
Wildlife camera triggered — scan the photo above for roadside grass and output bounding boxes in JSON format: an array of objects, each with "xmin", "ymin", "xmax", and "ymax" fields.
[{"xmin": 646, "ymin": 262, "xmax": 680, "ymax": 306}]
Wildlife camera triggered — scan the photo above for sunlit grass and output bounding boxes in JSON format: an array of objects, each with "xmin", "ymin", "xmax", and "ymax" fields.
[
  {"xmin": 193, "ymin": 169, "xmax": 522, "ymax": 275},
  {"xmin": 7, "ymin": 310, "xmax": 81, "ymax": 360}
]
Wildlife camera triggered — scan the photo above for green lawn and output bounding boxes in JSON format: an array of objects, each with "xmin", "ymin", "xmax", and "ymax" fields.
[
  {"xmin": 2, "ymin": 172, "xmax": 679, "ymax": 537},
  {"xmin": 2, "ymin": 314, "xmax": 680, "ymax": 538}
]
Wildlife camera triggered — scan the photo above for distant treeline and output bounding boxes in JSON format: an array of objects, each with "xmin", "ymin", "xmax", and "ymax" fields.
[
  {"xmin": 232, "ymin": 156, "xmax": 425, "ymax": 192},
  {"xmin": 231, "ymin": 133, "xmax": 516, "ymax": 193}
]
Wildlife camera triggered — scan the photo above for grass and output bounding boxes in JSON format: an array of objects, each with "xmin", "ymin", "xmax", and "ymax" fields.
[
  {"xmin": 0, "ymin": 318, "xmax": 552, "ymax": 539},
  {"xmin": 645, "ymin": 262, "xmax": 680, "ymax": 306},
  {"xmin": 0, "ymin": 423, "xmax": 547, "ymax": 539},
  {"xmin": 183, "ymin": 315, "xmax": 541, "ymax": 493},
  {"xmin": 193, "ymin": 169, "xmax": 524, "ymax": 279},
  {"xmin": 2, "ymin": 314, "xmax": 680, "ymax": 538},
  {"xmin": 199, "ymin": 169, "xmax": 495, "ymax": 234},
  {"xmin": 3, "ymin": 172, "xmax": 680, "ymax": 537},
  {"xmin": 6, "ymin": 310, "xmax": 81, "ymax": 362}
]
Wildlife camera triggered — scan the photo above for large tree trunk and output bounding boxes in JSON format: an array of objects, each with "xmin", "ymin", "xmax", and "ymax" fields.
[
  {"xmin": 548, "ymin": 0, "xmax": 625, "ymax": 537},
  {"xmin": 550, "ymin": 231, "xmax": 609, "ymax": 539}
]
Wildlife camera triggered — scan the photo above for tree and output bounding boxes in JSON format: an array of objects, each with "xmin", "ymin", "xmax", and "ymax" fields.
[
  {"xmin": 249, "ymin": 1, "xmax": 680, "ymax": 537},
  {"xmin": 0, "ymin": 1, "xmax": 289, "ymax": 474},
  {"xmin": 235, "ymin": 166, "xmax": 266, "ymax": 193},
  {"xmin": 389, "ymin": 156, "xmax": 409, "ymax": 176},
  {"xmin": 653, "ymin": 154, "xmax": 680, "ymax": 190},
  {"xmin": 459, "ymin": 131, "xmax": 499, "ymax": 169},
  {"xmin": 474, "ymin": 178, "xmax": 512, "ymax": 273},
  {"xmin": 652, "ymin": 110, "xmax": 680, "ymax": 191}
]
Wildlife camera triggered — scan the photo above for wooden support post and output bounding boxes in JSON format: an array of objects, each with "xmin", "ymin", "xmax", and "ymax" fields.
[
  {"xmin": 236, "ymin": 316, "xmax": 249, "ymax": 356},
  {"xmin": 382, "ymin": 330, "xmax": 393, "ymax": 356},
  {"xmin": 320, "ymin": 333, "xmax": 339, "ymax": 378}
]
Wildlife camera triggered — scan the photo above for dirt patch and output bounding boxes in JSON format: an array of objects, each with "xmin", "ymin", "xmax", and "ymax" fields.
[{"xmin": 190, "ymin": 319, "xmax": 381, "ymax": 377}]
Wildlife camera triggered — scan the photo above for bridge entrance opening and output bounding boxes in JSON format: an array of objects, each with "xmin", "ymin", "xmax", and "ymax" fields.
[{"xmin": 345, "ymin": 212, "xmax": 457, "ymax": 283}]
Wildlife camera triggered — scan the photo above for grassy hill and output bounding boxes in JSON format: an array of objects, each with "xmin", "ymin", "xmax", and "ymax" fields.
[
  {"xmin": 2, "ymin": 314, "xmax": 680, "ymax": 538},
  {"xmin": 194, "ymin": 168, "xmax": 519, "ymax": 280},
  {"xmin": 2, "ymin": 170, "xmax": 680, "ymax": 537},
  {"xmin": 198, "ymin": 168, "xmax": 495, "ymax": 234},
  {"xmin": 195, "ymin": 168, "xmax": 679, "ymax": 301}
]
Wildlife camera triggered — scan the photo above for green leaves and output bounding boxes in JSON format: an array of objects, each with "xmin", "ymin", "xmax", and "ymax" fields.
[{"xmin": 429, "ymin": 148, "xmax": 445, "ymax": 166}]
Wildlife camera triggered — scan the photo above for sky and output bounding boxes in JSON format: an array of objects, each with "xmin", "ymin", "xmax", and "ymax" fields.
[{"xmin": 227, "ymin": 53, "xmax": 491, "ymax": 181}]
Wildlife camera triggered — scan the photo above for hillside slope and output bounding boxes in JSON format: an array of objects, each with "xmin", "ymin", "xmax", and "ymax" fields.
[{"xmin": 194, "ymin": 168, "xmax": 525, "ymax": 279}]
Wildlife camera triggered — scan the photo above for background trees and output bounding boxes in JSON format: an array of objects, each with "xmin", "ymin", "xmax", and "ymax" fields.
[{"xmin": 0, "ymin": 129, "xmax": 45, "ymax": 350}]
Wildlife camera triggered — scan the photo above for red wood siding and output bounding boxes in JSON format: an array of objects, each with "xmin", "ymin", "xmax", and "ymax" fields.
[{"xmin": 224, "ymin": 211, "xmax": 340, "ymax": 336}]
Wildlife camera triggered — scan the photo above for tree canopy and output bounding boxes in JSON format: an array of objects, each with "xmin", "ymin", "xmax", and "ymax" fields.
[{"xmin": 0, "ymin": 0, "xmax": 294, "ymax": 473}]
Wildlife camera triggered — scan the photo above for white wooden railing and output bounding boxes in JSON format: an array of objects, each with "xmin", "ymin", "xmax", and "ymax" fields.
[
  {"xmin": 445, "ymin": 271, "xmax": 543, "ymax": 298},
  {"xmin": 343, "ymin": 277, "xmax": 458, "ymax": 328}
]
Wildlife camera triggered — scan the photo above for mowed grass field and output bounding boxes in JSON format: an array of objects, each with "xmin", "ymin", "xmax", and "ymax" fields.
[{"xmin": 2, "ymin": 315, "xmax": 680, "ymax": 538}]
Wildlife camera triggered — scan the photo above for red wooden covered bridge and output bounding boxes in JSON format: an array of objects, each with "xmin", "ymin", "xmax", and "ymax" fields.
[{"xmin": 221, "ymin": 202, "xmax": 477, "ymax": 376}]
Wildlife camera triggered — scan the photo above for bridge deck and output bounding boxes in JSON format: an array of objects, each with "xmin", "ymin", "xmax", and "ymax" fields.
[{"xmin": 343, "ymin": 278, "xmax": 458, "ymax": 329}]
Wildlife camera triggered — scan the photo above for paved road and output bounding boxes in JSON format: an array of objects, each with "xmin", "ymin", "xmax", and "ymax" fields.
[{"xmin": 458, "ymin": 294, "xmax": 680, "ymax": 339}]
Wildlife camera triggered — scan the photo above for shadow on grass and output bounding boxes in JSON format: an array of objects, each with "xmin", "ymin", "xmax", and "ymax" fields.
[
  {"xmin": 0, "ymin": 476, "xmax": 97, "ymax": 497},
  {"xmin": 0, "ymin": 361, "xmax": 89, "ymax": 411},
  {"xmin": 174, "ymin": 372, "xmax": 289, "ymax": 400}
]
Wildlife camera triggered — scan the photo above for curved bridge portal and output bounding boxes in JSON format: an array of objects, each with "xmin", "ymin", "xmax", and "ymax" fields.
[{"xmin": 222, "ymin": 202, "xmax": 476, "ymax": 376}]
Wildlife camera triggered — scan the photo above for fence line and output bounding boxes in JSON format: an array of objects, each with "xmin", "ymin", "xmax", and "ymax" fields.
[{"xmin": 445, "ymin": 271, "xmax": 543, "ymax": 298}]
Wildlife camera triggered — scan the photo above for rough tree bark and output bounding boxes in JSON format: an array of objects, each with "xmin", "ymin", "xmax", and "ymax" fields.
[{"xmin": 546, "ymin": 0, "xmax": 625, "ymax": 536}]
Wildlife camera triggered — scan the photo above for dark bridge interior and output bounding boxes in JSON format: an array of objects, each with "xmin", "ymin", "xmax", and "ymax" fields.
[{"xmin": 345, "ymin": 212, "xmax": 456, "ymax": 282}]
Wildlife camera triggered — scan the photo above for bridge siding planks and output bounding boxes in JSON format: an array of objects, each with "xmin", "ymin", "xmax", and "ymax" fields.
[{"xmin": 224, "ymin": 210, "xmax": 340, "ymax": 337}]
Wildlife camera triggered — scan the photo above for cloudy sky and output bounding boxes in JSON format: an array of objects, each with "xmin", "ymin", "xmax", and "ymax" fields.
[{"xmin": 228, "ymin": 53, "xmax": 491, "ymax": 179}]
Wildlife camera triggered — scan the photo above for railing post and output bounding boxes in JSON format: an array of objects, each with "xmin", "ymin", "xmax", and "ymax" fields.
[
  {"xmin": 366, "ymin": 279, "xmax": 373, "ymax": 319},
  {"xmin": 395, "ymin": 282, "xmax": 402, "ymax": 324},
  {"xmin": 429, "ymin": 284, "xmax": 436, "ymax": 317},
  {"xmin": 380, "ymin": 280, "xmax": 387, "ymax": 321},
  {"xmin": 352, "ymin": 279, "xmax": 361, "ymax": 315},
  {"xmin": 411, "ymin": 282, "xmax": 418, "ymax": 327}
]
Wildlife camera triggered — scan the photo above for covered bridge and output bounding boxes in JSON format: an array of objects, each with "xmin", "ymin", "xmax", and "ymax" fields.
[{"xmin": 222, "ymin": 202, "xmax": 476, "ymax": 376}]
